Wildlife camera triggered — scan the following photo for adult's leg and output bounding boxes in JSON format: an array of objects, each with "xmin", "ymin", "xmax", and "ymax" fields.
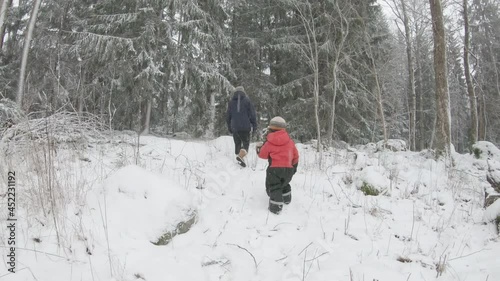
[
  {"xmin": 233, "ymin": 132, "xmax": 242, "ymax": 155},
  {"xmin": 239, "ymin": 130, "xmax": 250, "ymax": 152}
]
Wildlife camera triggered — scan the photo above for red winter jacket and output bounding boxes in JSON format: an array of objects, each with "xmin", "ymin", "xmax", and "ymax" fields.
[{"xmin": 258, "ymin": 130, "xmax": 299, "ymax": 168}]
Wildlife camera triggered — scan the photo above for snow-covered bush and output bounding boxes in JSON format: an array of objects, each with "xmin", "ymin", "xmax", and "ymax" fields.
[
  {"xmin": 0, "ymin": 98, "xmax": 24, "ymax": 124},
  {"xmin": 376, "ymin": 139, "xmax": 407, "ymax": 152},
  {"xmin": 1, "ymin": 111, "xmax": 109, "ymax": 150}
]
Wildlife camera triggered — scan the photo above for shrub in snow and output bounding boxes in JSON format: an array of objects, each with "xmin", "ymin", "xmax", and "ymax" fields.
[
  {"xmin": 0, "ymin": 98, "xmax": 24, "ymax": 122},
  {"xmin": 376, "ymin": 139, "xmax": 407, "ymax": 152},
  {"xmin": 360, "ymin": 181, "xmax": 380, "ymax": 196},
  {"xmin": 153, "ymin": 213, "xmax": 197, "ymax": 245},
  {"xmin": 1, "ymin": 111, "xmax": 108, "ymax": 146}
]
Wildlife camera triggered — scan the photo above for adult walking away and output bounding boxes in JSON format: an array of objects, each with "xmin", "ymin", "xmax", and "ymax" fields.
[
  {"xmin": 256, "ymin": 117, "xmax": 299, "ymax": 214},
  {"xmin": 226, "ymin": 86, "xmax": 257, "ymax": 167}
]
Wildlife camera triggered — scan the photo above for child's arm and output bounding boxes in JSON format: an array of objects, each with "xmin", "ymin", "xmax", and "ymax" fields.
[
  {"xmin": 258, "ymin": 142, "xmax": 271, "ymax": 159},
  {"xmin": 292, "ymin": 144, "xmax": 299, "ymax": 165}
]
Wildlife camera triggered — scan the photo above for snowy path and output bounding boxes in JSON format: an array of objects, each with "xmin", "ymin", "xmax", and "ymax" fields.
[{"xmin": 1, "ymin": 135, "xmax": 499, "ymax": 281}]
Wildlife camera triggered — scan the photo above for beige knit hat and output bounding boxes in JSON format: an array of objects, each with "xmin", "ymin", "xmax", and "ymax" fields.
[
  {"xmin": 234, "ymin": 86, "xmax": 245, "ymax": 93},
  {"xmin": 268, "ymin": 116, "xmax": 286, "ymax": 130}
]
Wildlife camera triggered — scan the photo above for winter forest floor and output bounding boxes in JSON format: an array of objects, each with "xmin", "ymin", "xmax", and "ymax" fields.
[{"xmin": 0, "ymin": 134, "xmax": 499, "ymax": 281}]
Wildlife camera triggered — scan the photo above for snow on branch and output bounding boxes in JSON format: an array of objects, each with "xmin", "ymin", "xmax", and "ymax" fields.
[{"xmin": 1, "ymin": 111, "xmax": 109, "ymax": 148}]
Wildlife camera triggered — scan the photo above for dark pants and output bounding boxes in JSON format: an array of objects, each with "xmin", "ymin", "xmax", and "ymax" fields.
[
  {"xmin": 266, "ymin": 167, "xmax": 295, "ymax": 213},
  {"xmin": 233, "ymin": 131, "xmax": 250, "ymax": 155}
]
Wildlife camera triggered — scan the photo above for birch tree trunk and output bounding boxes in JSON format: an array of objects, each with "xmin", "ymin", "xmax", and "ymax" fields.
[
  {"xmin": 291, "ymin": 0, "xmax": 322, "ymax": 164},
  {"xmin": 326, "ymin": 62, "xmax": 338, "ymax": 143},
  {"xmin": 357, "ymin": 6, "xmax": 388, "ymax": 144},
  {"xmin": 478, "ymin": 90, "xmax": 486, "ymax": 140},
  {"xmin": 17, "ymin": 0, "xmax": 42, "ymax": 106},
  {"xmin": 0, "ymin": 0, "xmax": 10, "ymax": 50},
  {"xmin": 326, "ymin": 2, "xmax": 349, "ymax": 144},
  {"xmin": 429, "ymin": 0, "xmax": 452, "ymax": 155},
  {"xmin": 142, "ymin": 98, "xmax": 152, "ymax": 135},
  {"xmin": 415, "ymin": 31, "xmax": 425, "ymax": 150},
  {"xmin": 463, "ymin": 0, "xmax": 478, "ymax": 145},
  {"xmin": 401, "ymin": 0, "xmax": 416, "ymax": 151}
]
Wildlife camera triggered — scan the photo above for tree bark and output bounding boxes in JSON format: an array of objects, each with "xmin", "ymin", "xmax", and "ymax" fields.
[
  {"xmin": 463, "ymin": 0, "xmax": 478, "ymax": 145},
  {"xmin": 401, "ymin": 0, "xmax": 416, "ymax": 151},
  {"xmin": 326, "ymin": 1, "xmax": 348, "ymax": 145},
  {"xmin": 17, "ymin": 0, "xmax": 42, "ymax": 106},
  {"xmin": 207, "ymin": 90, "xmax": 216, "ymax": 138},
  {"xmin": 0, "ymin": 0, "xmax": 11, "ymax": 51},
  {"xmin": 142, "ymin": 98, "xmax": 152, "ymax": 135},
  {"xmin": 357, "ymin": 4, "xmax": 387, "ymax": 144},
  {"xmin": 415, "ymin": 35, "xmax": 425, "ymax": 150},
  {"xmin": 478, "ymin": 89, "xmax": 486, "ymax": 140},
  {"xmin": 326, "ymin": 62, "xmax": 338, "ymax": 143},
  {"xmin": 429, "ymin": 0, "xmax": 452, "ymax": 155}
]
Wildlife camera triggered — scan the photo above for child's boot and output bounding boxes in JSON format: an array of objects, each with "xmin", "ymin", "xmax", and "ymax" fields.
[{"xmin": 269, "ymin": 199, "xmax": 283, "ymax": 214}]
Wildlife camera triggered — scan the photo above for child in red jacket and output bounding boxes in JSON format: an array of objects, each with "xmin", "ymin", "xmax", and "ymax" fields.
[{"xmin": 256, "ymin": 117, "xmax": 299, "ymax": 214}]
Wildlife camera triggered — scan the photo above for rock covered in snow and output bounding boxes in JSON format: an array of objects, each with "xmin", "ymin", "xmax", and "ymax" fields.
[
  {"xmin": 87, "ymin": 165, "xmax": 196, "ymax": 247},
  {"xmin": 356, "ymin": 142, "xmax": 377, "ymax": 153},
  {"xmin": 376, "ymin": 139, "xmax": 407, "ymax": 152},
  {"xmin": 472, "ymin": 141, "xmax": 500, "ymax": 161},
  {"xmin": 331, "ymin": 140, "xmax": 349, "ymax": 150},
  {"xmin": 484, "ymin": 199, "xmax": 500, "ymax": 230},
  {"xmin": 355, "ymin": 166, "xmax": 391, "ymax": 195}
]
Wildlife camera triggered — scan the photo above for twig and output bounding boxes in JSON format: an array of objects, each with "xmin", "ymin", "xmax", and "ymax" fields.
[
  {"xmin": 227, "ymin": 243, "xmax": 258, "ymax": 270},
  {"xmin": 302, "ymin": 249, "xmax": 307, "ymax": 281},
  {"xmin": 305, "ymin": 249, "xmax": 317, "ymax": 279},
  {"xmin": 298, "ymin": 242, "xmax": 313, "ymax": 256},
  {"xmin": 448, "ymin": 248, "xmax": 489, "ymax": 261},
  {"xmin": 275, "ymin": 256, "xmax": 288, "ymax": 262},
  {"xmin": 0, "ymin": 245, "xmax": 80, "ymax": 262},
  {"xmin": 410, "ymin": 201, "xmax": 415, "ymax": 240},
  {"xmin": 0, "ymin": 267, "xmax": 39, "ymax": 280},
  {"xmin": 305, "ymin": 251, "xmax": 328, "ymax": 262}
]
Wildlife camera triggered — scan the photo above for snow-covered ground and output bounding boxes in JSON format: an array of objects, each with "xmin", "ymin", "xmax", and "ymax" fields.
[{"xmin": 0, "ymin": 135, "xmax": 499, "ymax": 281}]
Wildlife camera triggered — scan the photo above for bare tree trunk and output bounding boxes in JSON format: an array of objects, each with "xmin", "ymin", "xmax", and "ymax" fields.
[
  {"xmin": 142, "ymin": 98, "xmax": 152, "ymax": 135},
  {"xmin": 478, "ymin": 89, "xmax": 486, "ymax": 140},
  {"xmin": 463, "ymin": 0, "xmax": 478, "ymax": 145},
  {"xmin": 0, "ymin": 0, "xmax": 11, "ymax": 51},
  {"xmin": 292, "ymin": 0, "xmax": 322, "ymax": 164},
  {"xmin": 370, "ymin": 55, "xmax": 388, "ymax": 144},
  {"xmin": 326, "ymin": 1, "xmax": 349, "ymax": 145},
  {"xmin": 415, "ymin": 21, "xmax": 425, "ymax": 150},
  {"xmin": 208, "ymin": 90, "xmax": 216, "ymax": 138},
  {"xmin": 17, "ymin": 0, "xmax": 42, "ymax": 106},
  {"xmin": 401, "ymin": 0, "xmax": 416, "ymax": 151},
  {"xmin": 77, "ymin": 66, "xmax": 84, "ymax": 114},
  {"xmin": 357, "ymin": 5, "xmax": 388, "ymax": 144},
  {"xmin": 326, "ymin": 62, "xmax": 338, "ymax": 143},
  {"xmin": 429, "ymin": 0, "xmax": 452, "ymax": 155},
  {"xmin": 313, "ymin": 66, "xmax": 322, "ymax": 155}
]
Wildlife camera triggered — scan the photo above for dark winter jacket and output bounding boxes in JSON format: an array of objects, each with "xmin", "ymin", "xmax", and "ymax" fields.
[
  {"xmin": 258, "ymin": 130, "xmax": 299, "ymax": 168},
  {"xmin": 226, "ymin": 91, "xmax": 257, "ymax": 132}
]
